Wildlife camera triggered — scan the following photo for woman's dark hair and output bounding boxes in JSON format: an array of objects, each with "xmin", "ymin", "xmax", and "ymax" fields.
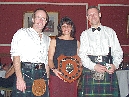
[{"xmin": 57, "ymin": 16, "xmax": 76, "ymax": 38}]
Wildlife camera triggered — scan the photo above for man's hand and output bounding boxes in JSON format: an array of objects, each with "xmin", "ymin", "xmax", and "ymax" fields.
[
  {"xmin": 106, "ymin": 64, "xmax": 116, "ymax": 74},
  {"xmin": 16, "ymin": 77, "xmax": 26, "ymax": 92},
  {"xmin": 94, "ymin": 64, "xmax": 107, "ymax": 73}
]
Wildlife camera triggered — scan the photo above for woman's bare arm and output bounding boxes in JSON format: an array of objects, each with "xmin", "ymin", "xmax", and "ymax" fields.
[{"xmin": 5, "ymin": 64, "xmax": 15, "ymax": 78}]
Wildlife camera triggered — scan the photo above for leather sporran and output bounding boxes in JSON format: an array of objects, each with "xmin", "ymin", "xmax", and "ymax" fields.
[
  {"xmin": 32, "ymin": 79, "xmax": 46, "ymax": 96},
  {"xmin": 58, "ymin": 55, "xmax": 83, "ymax": 83}
]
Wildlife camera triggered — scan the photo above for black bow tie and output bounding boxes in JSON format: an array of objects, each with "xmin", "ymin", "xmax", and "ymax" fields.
[{"xmin": 92, "ymin": 27, "xmax": 101, "ymax": 32}]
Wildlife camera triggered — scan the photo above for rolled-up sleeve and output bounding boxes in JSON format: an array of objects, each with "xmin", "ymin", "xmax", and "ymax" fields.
[{"xmin": 10, "ymin": 29, "xmax": 23, "ymax": 60}]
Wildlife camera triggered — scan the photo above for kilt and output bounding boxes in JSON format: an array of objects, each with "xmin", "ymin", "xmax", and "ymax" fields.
[
  {"xmin": 12, "ymin": 63, "xmax": 49, "ymax": 97},
  {"xmin": 78, "ymin": 67, "xmax": 120, "ymax": 97},
  {"xmin": 49, "ymin": 75, "xmax": 78, "ymax": 97}
]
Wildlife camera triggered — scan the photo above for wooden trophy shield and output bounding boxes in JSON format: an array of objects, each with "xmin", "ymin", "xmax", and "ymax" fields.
[{"xmin": 57, "ymin": 55, "xmax": 83, "ymax": 83}]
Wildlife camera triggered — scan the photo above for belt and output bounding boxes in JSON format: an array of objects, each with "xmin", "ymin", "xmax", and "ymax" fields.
[
  {"xmin": 88, "ymin": 55, "xmax": 109, "ymax": 64},
  {"xmin": 21, "ymin": 62, "xmax": 45, "ymax": 70}
]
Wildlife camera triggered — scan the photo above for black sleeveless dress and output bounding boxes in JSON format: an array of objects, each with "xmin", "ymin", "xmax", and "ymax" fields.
[
  {"xmin": 50, "ymin": 37, "xmax": 77, "ymax": 75},
  {"xmin": 49, "ymin": 37, "xmax": 78, "ymax": 97}
]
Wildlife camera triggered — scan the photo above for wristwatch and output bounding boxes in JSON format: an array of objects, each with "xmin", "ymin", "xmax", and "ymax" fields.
[{"xmin": 51, "ymin": 67, "xmax": 56, "ymax": 71}]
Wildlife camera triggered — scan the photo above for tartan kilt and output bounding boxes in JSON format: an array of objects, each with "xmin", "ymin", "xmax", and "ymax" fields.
[
  {"xmin": 12, "ymin": 67, "xmax": 49, "ymax": 97},
  {"xmin": 78, "ymin": 67, "xmax": 120, "ymax": 97}
]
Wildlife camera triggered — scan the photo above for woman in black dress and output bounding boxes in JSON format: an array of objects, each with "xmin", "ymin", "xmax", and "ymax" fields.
[{"xmin": 48, "ymin": 16, "xmax": 80, "ymax": 97}]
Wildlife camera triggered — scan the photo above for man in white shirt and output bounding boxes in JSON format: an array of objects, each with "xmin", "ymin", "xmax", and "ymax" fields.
[
  {"xmin": 10, "ymin": 8, "xmax": 51, "ymax": 97},
  {"xmin": 79, "ymin": 6, "xmax": 123, "ymax": 97}
]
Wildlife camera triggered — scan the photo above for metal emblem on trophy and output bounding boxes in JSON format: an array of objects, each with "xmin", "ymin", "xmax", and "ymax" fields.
[{"xmin": 57, "ymin": 55, "xmax": 83, "ymax": 83}]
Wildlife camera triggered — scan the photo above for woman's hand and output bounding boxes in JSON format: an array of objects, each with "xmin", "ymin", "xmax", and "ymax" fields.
[{"xmin": 53, "ymin": 69, "xmax": 63, "ymax": 80}]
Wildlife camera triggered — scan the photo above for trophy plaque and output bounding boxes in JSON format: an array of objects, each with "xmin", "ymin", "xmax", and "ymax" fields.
[{"xmin": 58, "ymin": 55, "xmax": 83, "ymax": 83}]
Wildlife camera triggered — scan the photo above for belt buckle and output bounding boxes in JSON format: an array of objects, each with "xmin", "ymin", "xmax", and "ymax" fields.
[
  {"xmin": 39, "ymin": 63, "xmax": 43, "ymax": 69},
  {"xmin": 95, "ymin": 56, "xmax": 102, "ymax": 63},
  {"xmin": 35, "ymin": 63, "xmax": 42, "ymax": 69}
]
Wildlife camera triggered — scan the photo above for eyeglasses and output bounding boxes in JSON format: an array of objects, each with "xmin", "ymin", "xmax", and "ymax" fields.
[{"xmin": 35, "ymin": 16, "xmax": 47, "ymax": 21}]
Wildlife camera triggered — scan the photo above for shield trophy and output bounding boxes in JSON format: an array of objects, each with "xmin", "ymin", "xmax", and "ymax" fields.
[{"xmin": 57, "ymin": 55, "xmax": 83, "ymax": 83}]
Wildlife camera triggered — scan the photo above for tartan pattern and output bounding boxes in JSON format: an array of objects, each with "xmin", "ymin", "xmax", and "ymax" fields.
[
  {"xmin": 12, "ymin": 67, "xmax": 49, "ymax": 97},
  {"xmin": 78, "ymin": 67, "xmax": 120, "ymax": 97}
]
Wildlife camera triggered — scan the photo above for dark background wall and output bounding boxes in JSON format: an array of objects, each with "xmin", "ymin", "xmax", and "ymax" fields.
[{"xmin": 0, "ymin": 1, "xmax": 129, "ymax": 65}]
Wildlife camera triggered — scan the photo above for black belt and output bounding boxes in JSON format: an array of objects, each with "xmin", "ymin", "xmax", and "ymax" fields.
[
  {"xmin": 88, "ymin": 55, "xmax": 109, "ymax": 64},
  {"xmin": 21, "ymin": 62, "xmax": 45, "ymax": 70}
]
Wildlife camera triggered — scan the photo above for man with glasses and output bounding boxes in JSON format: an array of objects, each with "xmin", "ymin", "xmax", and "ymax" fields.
[{"xmin": 10, "ymin": 8, "xmax": 50, "ymax": 97}]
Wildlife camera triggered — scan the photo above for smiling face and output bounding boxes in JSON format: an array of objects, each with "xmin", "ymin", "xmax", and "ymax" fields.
[
  {"xmin": 87, "ymin": 8, "xmax": 101, "ymax": 27},
  {"xmin": 61, "ymin": 23, "xmax": 72, "ymax": 36},
  {"xmin": 32, "ymin": 10, "xmax": 47, "ymax": 31},
  {"xmin": 57, "ymin": 17, "xmax": 75, "ymax": 38}
]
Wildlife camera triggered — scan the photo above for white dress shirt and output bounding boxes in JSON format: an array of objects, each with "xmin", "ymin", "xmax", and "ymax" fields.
[
  {"xmin": 79, "ymin": 25, "xmax": 123, "ymax": 70},
  {"xmin": 10, "ymin": 28, "xmax": 51, "ymax": 65}
]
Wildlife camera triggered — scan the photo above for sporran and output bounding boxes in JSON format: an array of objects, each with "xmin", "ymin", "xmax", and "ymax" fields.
[{"xmin": 32, "ymin": 79, "xmax": 46, "ymax": 96}]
